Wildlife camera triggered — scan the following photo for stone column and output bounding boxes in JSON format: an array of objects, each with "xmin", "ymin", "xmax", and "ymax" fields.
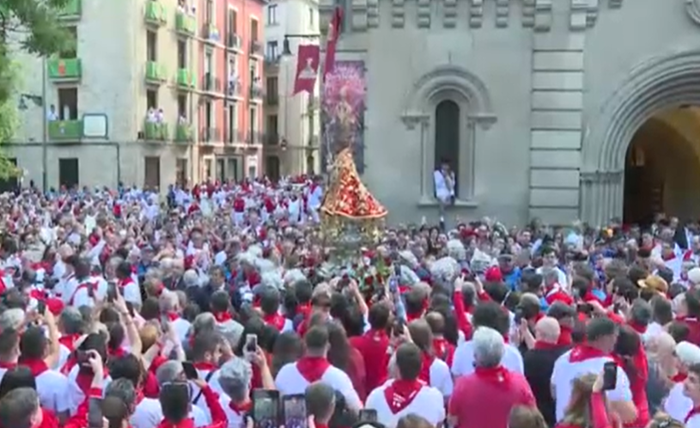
[{"xmin": 580, "ymin": 170, "xmax": 623, "ymax": 226}]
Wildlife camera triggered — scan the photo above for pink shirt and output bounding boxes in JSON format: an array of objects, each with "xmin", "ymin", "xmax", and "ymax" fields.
[{"xmin": 449, "ymin": 366, "xmax": 535, "ymax": 428}]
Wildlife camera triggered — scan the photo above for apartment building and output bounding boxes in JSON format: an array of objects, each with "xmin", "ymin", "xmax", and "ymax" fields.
[
  {"xmin": 262, "ymin": 0, "xmax": 320, "ymax": 180},
  {"xmin": 10, "ymin": 0, "xmax": 264, "ymax": 190}
]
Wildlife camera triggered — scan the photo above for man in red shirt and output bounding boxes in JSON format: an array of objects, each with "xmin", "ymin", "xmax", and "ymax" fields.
[
  {"xmin": 448, "ymin": 327, "xmax": 536, "ymax": 428},
  {"xmin": 350, "ymin": 303, "xmax": 391, "ymax": 393}
]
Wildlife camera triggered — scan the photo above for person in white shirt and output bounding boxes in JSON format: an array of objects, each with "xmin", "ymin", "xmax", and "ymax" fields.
[
  {"xmin": 218, "ymin": 352, "xmax": 275, "ymax": 428},
  {"xmin": 551, "ymin": 317, "xmax": 636, "ymax": 424},
  {"xmin": 131, "ymin": 361, "xmax": 210, "ymax": 428},
  {"xmin": 159, "ymin": 290, "xmax": 192, "ymax": 344},
  {"xmin": 664, "ymin": 341, "xmax": 700, "ymax": 422},
  {"xmin": 452, "ymin": 302, "xmax": 524, "ymax": 377},
  {"xmin": 275, "ymin": 325, "xmax": 361, "ymax": 410},
  {"xmin": 47, "ymin": 104, "xmax": 58, "ymax": 121},
  {"xmin": 682, "ymin": 362, "xmax": 700, "ymax": 428},
  {"xmin": 432, "ymin": 159, "xmax": 455, "ymax": 226},
  {"xmin": 405, "ymin": 320, "xmax": 452, "ymax": 398},
  {"xmin": 366, "ymin": 343, "xmax": 445, "ymax": 428}
]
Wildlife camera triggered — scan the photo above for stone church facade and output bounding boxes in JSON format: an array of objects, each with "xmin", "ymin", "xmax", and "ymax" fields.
[{"xmin": 318, "ymin": 0, "xmax": 700, "ymax": 226}]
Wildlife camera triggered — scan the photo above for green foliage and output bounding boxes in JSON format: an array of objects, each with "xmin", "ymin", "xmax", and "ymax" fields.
[{"xmin": 0, "ymin": 0, "xmax": 75, "ymax": 179}]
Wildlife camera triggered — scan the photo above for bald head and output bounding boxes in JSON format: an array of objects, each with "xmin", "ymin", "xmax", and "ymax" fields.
[{"xmin": 534, "ymin": 316, "xmax": 560, "ymax": 343}]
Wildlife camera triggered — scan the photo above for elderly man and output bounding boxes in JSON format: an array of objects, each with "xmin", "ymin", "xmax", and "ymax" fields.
[
  {"xmin": 664, "ymin": 341, "xmax": 700, "ymax": 421},
  {"xmin": 448, "ymin": 327, "xmax": 535, "ymax": 428},
  {"xmin": 159, "ymin": 290, "xmax": 191, "ymax": 343},
  {"xmin": 131, "ymin": 361, "xmax": 209, "ymax": 428},
  {"xmin": 646, "ymin": 332, "xmax": 676, "ymax": 415},
  {"xmin": 218, "ymin": 357, "xmax": 254, "ymax": 428},
  {"xmin": 522, "ymin": 317, "xmax": 567, "ymax": 426}
]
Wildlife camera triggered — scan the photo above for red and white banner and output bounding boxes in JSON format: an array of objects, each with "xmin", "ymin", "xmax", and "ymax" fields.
[
  {"xmin": 293, "ymin": 44, "xmax": 320, "ymax": 95},
  {"xmin": 323, "ymin": 6, "xmax": 343, "ymax": 82}
]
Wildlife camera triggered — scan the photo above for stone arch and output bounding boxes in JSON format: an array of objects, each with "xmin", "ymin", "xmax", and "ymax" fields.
[
  {"xmin": 581, "ymin": 48, "xmax": 700, "ymax": 225},
  {"xmin": 401, "ymin": 65, "xmax": 496, "ymax": 128}
]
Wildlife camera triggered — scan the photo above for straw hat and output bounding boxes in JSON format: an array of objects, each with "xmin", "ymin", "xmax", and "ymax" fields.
[{"xmin": 637, "ymin": 275, "xmax": 668, "ymax": 294}]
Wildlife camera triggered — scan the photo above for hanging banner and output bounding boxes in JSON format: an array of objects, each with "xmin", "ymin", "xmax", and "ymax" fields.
[
  {"xmin": 323, "ymin": 6, "xmax": 343, "ymax": 82},
  {"xmin": 293, "ymin": 44, "xmax": 320, "ymax": 95}
]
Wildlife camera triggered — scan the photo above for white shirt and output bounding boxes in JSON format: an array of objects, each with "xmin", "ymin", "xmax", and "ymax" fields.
[
  {"xmin": 365, "ymin": 380, "xmax": 445, "ymax": 428},
  {"xmin": 451, "ymin": 340, "xmax": 524, "ymax": 377},
  {"xmin": 433, "ymin": 169, "xmax": 454, "ymax": 202},
  {"xmin": 0, "ymin": 368, "xmax": 73, "ymax": 415},
  {"xmin": 551, "ymin": 350, "xmax": 633, "ymax": 422},
  {"xmin": 131, "ymin": 397, "xmax": 209, "ymax": 428},
  {"xmin": 664, "ymin": 382, "xmax": 693, "ymax": 422},
  {"xmin": 219, "ymin": 395, "xmax": 246, "ymax": 428},
  {"xmin": 275, "ymin": 361, "xmax": 362, "ymax": 410},
  {"xmin": 425, "ymin": 357, "xmax": 453, "ymax": 397},
  {"xmin": 171, "ymin": 317, "xmax": 192, "ymax": 344},
  {"xmin": 189, "ymin": 366, "xmax": 224, "ymax": 423}
]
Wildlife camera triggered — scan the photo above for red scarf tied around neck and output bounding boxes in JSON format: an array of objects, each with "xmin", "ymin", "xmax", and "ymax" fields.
[
  {"xmin": 383, "ymin": 379, "xmax": 425, "ymax": 413},
  {"xmin": 534, "ymin": 340, "xmax": 560, "ymax": 350},
  {"xmin": 263, "ymin": 313, "xmax": 286, "ymax": 332},
  {"xmin": 569, "ymin": 344, "xmax": 608, "ymax": 363},
  {"xmin": 296, "ymin": 356, "xmax": 331, "ymax": 383},
  {"xmin": 58, "ymin": 334, "xmax": 81, "ymax": 352},
  {"xmin": 229, "ymin": 400, "xmax": 253, "ymax": 415},
  {"xmin": 418, "ymin": 352, "xmax": 434, "ymax": 384},
  {"xmin": 213, "ymin": 311, "xmax": 232, "ymax": 323},
  {"xmin": 474, "ymin": 365, "xmax": 512, "ymax": 389},
  {"xmin": 18, "ymin": 358, "xmax": 49, "ymax": 377}
]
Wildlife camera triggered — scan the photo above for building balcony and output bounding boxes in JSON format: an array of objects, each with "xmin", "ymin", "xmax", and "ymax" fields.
[
  {"xmin": 226, "ymin": 129, "xmax": 245, "ymax": 144},
  {"xmin": 48, "ymin": 120, "xmax": 82, "ymax": 141},
  {"xmin": 174, "ymin": 122, "xmax": 193, "ymax": 142},
  {"xmin": 176, "ymin": 69, "xmax": 196, "ymax": 89},
  {"xmin": 247, "ymin": 131, "xmax": 264, "ymax": 145},
  {"xmin": 249, "ymin": 40, "xmax": 263, "ymax": 56},
  {"xmin": 226, "ymin": 32, "xmax": 242, "ymax": 51},
  {"xmin": 201, "ymin": 23, "xmax": 221, "ymax": 44},
  {"xmin": 265, "ymin": 133, "xmax": 279, "ymax": 145},
  {"xmin": 200, "ymin": 127, "xmax": 221, "ymax": 143},
  {"xmin": 226, "ymin": 80, "xmax": 242, "ymax": 99},
  {"xmin": 145, "ymin": 61, "xmax": 167, "ymax": 84},
  {"xmin": 175, "ymin": 11, "xmax": 196, "ymax": 36},
  {"xmin": 249, "ymin": 84, "xmax": 264, "ymax": 101},
  {"xmin": 143, "ymin": 121, "xmax": 169, "ymax": 141},
  {"xmin": 57, "ymin": 0, "xmax": 81, "ymax": 20},
  {"xmin": 264, "ymin": 56, "xmax": 280, "ymax": 70},
  {"xmin": 47, "ymin": 58, "xmax": 81, "ymax": 81},
  {"xmin": 145, "ymin": 0, "xmax": 167, "ymax": 26},
  {"xmin": 201, "ymin": 74, "xmax": 222, "ymax": 94}
]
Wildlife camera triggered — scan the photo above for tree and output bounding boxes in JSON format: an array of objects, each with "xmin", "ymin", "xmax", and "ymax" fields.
[{"xmin": 0, "ymin": 0, "xmax": 73, "ymax": 179}]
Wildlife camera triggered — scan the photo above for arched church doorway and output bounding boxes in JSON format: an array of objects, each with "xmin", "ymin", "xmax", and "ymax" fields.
[{"xmin": 623, "ymin": 107, "xmax": 700, "ymax": 226}]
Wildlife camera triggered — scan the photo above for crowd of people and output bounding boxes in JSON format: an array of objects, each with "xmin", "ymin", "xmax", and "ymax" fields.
[{"xmin": 0, "ymin": 177, "xmax": 700, "ymax": 428}]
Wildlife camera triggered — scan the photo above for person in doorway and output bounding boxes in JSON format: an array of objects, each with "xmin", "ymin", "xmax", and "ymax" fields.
[{"xmin": 433, "ymin": 159, "xmax": 455, "ymax": 230}]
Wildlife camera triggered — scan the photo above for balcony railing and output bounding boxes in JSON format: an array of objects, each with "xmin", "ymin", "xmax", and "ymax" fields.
[
  {"xmin": 143, "ymin": 121, "xmax": 169, "ymax": 141},
  {"xmin": 57, "ymin": 0, "xmax": 81, "ymax": 19},
  {"xmin": 201, "ymin": 73, "xmax": 222, "ymax": 93},
  {"xmin": 145, "ymin": 0, "xmax": 167, "ymax": 25},
  {"xmin": 200, "ymin": 127, "xmax": 221, "ymax": 143},
  {"xmin": 47, "ymin": 58, "xmax": 81, "ymax": 80},
  {"xmin": 175, "ymin": 11, "xmax": 196, "ymax": 36},
  {"xmin": 249, "ymin": 84, "xmax": 264, "ymax": 100},
  {"xmin": 145, "ymin": 61, "xmax": 167, "ymax": 83},
  {"xmin": 175, "ymin": 123, "xmax": 193, "ymax": 142},
  {"xmin": 249, "ymin": 40, "xmax": 263, "ymax": 56},
  {"xmin": 48, "ymin": 120, "xmax": 82, "ymax": 141},
  {"xmin": 176, "ymin": 69, "xmax": 196, "ymax": 89},
  {"xmin": 226, "ymin": 130, "xmax": 245, "ymax": 144},
  {"xmin": 201, "ymin": 23, "xmax": 221, "ymax": 43},
  {"xmin": 227, "ymin": 80, "xmax": 241, "ymax": 98},
  {"xmin": 265, "ymin": 133, "xmax": 279, "ymax": 145},
  {"xmin": 226, "ymin": 32, "xmax": 242, "ymax": 50},
  {"xmin": 247, "ymin": 131, "xmax": 264, "ymax": 145}
]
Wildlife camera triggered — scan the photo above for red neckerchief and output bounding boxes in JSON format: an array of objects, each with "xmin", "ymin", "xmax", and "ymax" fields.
[
  {"xmin": 672, "ymin": 372, "xmax": 688, "ymax": 383},
  {"xmin": 686, "ymin": 406, "xmax": 700, "ymax": 424},
  {"xmin": 0, "ymin": 360, "xmax": 17, "ymax": 369},
  {"xmin": 38, "ymin": 408, "xmax": 58, "ymax": 428},
  {"xmin": 58, "ymin": 334, "xmax": 81, "ymax": 352},
  {"xmin": 569, "ymin": 344, "xmax": 608, "ymax": 363},
  {"xmin": 628, "ymin": 321, "xmax": 647, "ymax": 334},
  {"xmin": 108, "ymin": 347, "xmax": 127, "ymax": 359},
  {"xmin": 119, "ymin": 277, "xmax": 134, "ymax": 288},
  {"xmin": 557, "ymin": 325, "xmax": 573, "ymax": 346},
  {"xmin": 76, "ymin": 366, "xmax": 109, "ymax": 396},
  {"xmin": 534, "ymin": 340, "xmax": 560, "ymax": 350},
  {"xmin": 663, "ymin": 252, "xmax": 676, "ymax": 262},
  {"xmin": 213, "ymin": 311, "xmax": 232, "ymax": 322},
  {"xmin": 474, "ymin": 365, "xmax": 511, "ymax": 387},
  {"xmin": 193, "ymin": 361, "xmax": 218, "ymax": 371},
  {"xmin": 166, "ymin": 312, "xmax": 179, "ymax": 322},
  {"xmin": 135, "ymin": 388, "xmax": 146, "ymax": 405},
  {"xmin": 383, "ymin": 379, "xmax": 425, "ymax": 413},
  {"xmin": 297, "ymin": 303, "xmax": 311, "ymax": 318},
  {"xmin": 18, "ymin": 358, "xmax": 49, "ymax": 377},
  {"xmin": 432, "ymin": 338, "xmax": 451, "ymax": 360},
  {"xmin": 418, "ymin": 352, "xmax": 434, "ymax": 384},
  {"xmin": 229, "ymin": 400, "xmax": 252, "ymax": 414},
  {"xmin": 156, "ymin": 418, "xmax": 196, "ymax": 428},
  {"xmin": 296, "ymin": 356, "xmax": 331, "ymax": 383},
  {"xmin": 262, "ymin": 313, "xmax": 286, "ymax": 331}
]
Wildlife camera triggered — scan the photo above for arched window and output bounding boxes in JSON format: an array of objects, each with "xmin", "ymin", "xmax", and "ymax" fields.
[
  {"xmin": 265, "ymin": 155, "xmax": 280, "ymax": 181},
  {"xmin": 434, "ymin": 100, "xmax": 460, "ymax": 195}
]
